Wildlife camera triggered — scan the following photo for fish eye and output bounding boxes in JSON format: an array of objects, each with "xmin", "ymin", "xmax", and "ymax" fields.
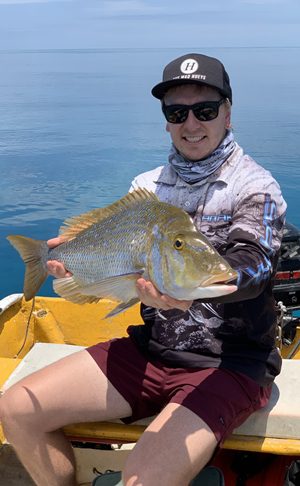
[{"xmin": 174, "ymin": 238, "xmax": 184, "ymax": 250}]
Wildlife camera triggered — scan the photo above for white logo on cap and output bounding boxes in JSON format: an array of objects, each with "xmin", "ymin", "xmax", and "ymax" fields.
[{"xmin": 180, "ymin": 59, "xmax": 199, "ymax": 74}]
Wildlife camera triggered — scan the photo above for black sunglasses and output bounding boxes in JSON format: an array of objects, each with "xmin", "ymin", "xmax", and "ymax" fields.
[{"xmin": 162, "ymin": 98, "xmax": 226, "ymax": 124}]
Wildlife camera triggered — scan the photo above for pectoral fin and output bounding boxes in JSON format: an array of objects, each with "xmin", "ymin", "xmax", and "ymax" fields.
[{"xmin": 80, "ymin": 273, "xmax": 141, "ymax": 302}]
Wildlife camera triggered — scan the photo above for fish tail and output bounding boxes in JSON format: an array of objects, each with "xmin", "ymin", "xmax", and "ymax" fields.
[{"xmin": 7, "ymin": 235, "xmax": 48, "ymax": 300}]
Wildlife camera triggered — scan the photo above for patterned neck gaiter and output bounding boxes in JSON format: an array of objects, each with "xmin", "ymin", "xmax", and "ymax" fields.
[{"xmin": 168, "ymin": 129, "xmax": 236, "ymax": 184}]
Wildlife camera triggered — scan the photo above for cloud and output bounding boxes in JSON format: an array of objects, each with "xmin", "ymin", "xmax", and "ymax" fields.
[
  {"xmin": 101, "ymin": 0, "xmax": 162, "ymax": 14},
  {"xmin": 240, "ymin": 0, "xmax": 289, "ymax": 3},
  {"xmin": 0, "ymin": 0, "xmax": 45, "ymax": 3},
  {"xmin": 0, "ymin": 0, "xmax": 299, "ymax": 49},
  {"xmin": 82, "ymin": 0, "xmax": 164, "ymax": 18},
  {"xmin": 0, "ymin": 0, "xmax": 71, "ymax": 3}
]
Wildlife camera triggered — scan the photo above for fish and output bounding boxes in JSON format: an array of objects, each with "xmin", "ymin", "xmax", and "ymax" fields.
[{"xmin": 7, "ymin": 188, "xmax": 237, "ymax": 317}]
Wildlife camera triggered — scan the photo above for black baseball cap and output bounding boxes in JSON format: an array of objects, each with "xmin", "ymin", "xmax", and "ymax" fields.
[{"xmin": 151, "ymin": 53, "xmax": 232, "ymax": 104}]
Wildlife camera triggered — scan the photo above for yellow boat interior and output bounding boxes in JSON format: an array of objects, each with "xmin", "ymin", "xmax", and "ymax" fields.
[
  {"xmin": 1, "ymin": 295, "xmax": 300, "ymax": 452},
  {"xmin": 1, "ymin": 294, "xmax": 300, "ymax": 484}
]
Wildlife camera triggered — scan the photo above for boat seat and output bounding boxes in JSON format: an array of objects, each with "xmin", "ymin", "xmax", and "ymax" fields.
[{"xmin": 2, "ymin": 343, "xmax": 300, "ymax": 454}]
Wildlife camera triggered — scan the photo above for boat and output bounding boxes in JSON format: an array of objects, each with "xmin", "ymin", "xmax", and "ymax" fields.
[{"xmin": 1, "ymin": 222, "xmax": 300, "ymax": 485}]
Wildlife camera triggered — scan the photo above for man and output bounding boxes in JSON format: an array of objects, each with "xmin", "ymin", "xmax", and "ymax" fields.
[{"xmin": 0, "ymin": 53, "xmax": 286, "ymax": 486}]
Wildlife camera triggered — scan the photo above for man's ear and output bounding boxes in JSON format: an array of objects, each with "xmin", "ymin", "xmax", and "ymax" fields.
[
  {"xmin": 225, "ymin": 100, "xmax": 232, "ymax": 129},
  {"xmin": 225, "ymin": 112, "xmax": 231, "ymax": 129},
  {"xmin": 166, "ymin": 123, "xmax": 170, "ymax": 133}
]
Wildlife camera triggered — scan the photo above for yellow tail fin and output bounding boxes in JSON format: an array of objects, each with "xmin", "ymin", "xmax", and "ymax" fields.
[{"xmin": 7, "ymin": 235, "xmax": 48, "ymax": 300}]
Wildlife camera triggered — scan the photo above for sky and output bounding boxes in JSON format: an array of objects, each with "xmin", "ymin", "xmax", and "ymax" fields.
[{"xmin": 0, "ymin": 0, "xmax": 299, "ymax": 50}]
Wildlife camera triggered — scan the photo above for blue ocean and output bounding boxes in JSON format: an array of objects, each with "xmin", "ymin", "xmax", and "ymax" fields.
[{"xmin": 0, "ymin": 47, "xmax": 299, "ymax": 299}]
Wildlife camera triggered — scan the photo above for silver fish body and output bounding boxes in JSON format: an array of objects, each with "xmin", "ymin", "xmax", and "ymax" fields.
[{"xmin": 7, "ymin": 189, "xmax": 237, "ymax": 316}]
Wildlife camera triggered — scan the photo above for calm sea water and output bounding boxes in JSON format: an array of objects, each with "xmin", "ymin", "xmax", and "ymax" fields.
[{"xmin": 0, "ymin": 47, "xmax": 299, "ymax": 299}]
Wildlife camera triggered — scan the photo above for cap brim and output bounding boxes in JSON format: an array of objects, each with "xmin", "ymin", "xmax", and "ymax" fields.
[
  {"xmin": 151, "ymin": 79, "xmax": 232, "ymax": 103},
  {"xmin": 151, "ymin": 79, "xmax": 209, "ymax": 99}
]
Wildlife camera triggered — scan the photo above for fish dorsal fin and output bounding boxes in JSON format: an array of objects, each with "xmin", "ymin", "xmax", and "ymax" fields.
[{"xmin": 59, "ymin": 188, "xmax": 159, "ymax": 241}]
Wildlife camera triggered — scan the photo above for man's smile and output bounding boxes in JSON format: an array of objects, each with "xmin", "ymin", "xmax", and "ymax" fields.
[{"xmin": 183, "ymin": 135, "xmax": 206, "ymax": 143}]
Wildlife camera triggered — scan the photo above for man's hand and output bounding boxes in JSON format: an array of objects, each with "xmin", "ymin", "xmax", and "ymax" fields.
[
  {"xmin": 136, "ymin": 278, "xmax": 192, "ymax": 312},
  {"xmin": 47, "ymin": 237, "xmax": 72, "ymax": 278}
]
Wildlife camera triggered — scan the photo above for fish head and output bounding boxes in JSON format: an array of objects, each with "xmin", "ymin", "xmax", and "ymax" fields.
[{"xmin": 148, "ymin": 226, "xmax": 238, "ymax": 300}]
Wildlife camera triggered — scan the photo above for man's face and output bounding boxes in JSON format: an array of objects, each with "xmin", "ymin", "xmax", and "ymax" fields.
[{"xmin": 164, "ymin": 84, "xmax": 231, "ymax": 161}]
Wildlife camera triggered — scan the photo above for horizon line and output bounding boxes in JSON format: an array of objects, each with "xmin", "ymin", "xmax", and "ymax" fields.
[{"xmin": 0, "ymin": 46, "xmax": 300, "ymax": 53}]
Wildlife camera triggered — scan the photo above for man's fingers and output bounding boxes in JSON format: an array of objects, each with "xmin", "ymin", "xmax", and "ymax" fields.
[
  {"xmin": 47, "ymin": 237, "xmax": 66, "ymax": 248},
  {"xmin": 46, "ymin": 237, "xmax": 72, "ymax": 278},
  {"xmin": 160, "ymin": 294, "xmax": 192, "ymax": 312},
  {"xmin": 136, "ymin": 278, "xmax": 192, "ymax": 311},
  {"xmin": 46, "ymin": 261, "xmax": 72, "ymax": 278}
]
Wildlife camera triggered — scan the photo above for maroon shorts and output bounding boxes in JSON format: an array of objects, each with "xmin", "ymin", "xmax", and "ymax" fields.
[{"xmin": 87, "ymin": 337, "xmax": 271, "ymax": 443}]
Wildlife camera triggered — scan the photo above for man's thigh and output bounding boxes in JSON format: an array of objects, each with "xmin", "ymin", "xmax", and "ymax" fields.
[
  {"xmin": 0, "ymin": 349, "xmax": 132, "ymax": 430},
  {"xmin": 168, "ymin": 367, "xmax": 267, "ymax": 444}
]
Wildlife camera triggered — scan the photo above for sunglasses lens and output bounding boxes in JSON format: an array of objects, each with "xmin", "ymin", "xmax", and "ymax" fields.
[
  {"xmin": 164, "ymin": 106, "xmax": 188, "ymax": 124},
  {"xmin": 193, "ymin": 104, "xmax": 219, "ymax": 121}
]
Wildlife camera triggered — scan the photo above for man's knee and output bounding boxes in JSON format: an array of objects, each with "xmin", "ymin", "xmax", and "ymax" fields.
[
  {"xmin": 122, "ymin": 458, "xmax": 190, "ymax": 486},
  {"xmin": 0, "ymin": 384, "xmax": 44, "ymax": 436},
  {"xmin": 123, "ymin": 458, "xmax": 154, "ymax": 486}
]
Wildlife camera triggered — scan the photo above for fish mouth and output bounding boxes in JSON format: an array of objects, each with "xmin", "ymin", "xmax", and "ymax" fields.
[{"xmin": 201, "ymin": 270, "xmax": 238, "ymax": 287}]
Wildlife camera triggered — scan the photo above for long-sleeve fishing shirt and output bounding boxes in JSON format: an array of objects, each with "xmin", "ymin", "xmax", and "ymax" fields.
[{"xmin": 128, "ymin": 143, "xmax": 287, "ymax": 386}]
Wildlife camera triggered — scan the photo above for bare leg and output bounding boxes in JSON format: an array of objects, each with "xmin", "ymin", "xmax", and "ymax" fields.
[
  {"xmin": 123, "ymin": 402, "xmax": 218, "ymax": 486},
  {"xmin": 0, "ymin": 349, "xmax": 132, "ymax": 486}
]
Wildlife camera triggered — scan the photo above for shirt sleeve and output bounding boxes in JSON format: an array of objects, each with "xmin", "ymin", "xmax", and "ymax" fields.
[{"xmin": 207, "ymin": 183, "xmax": 287, "ymax": 304}]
